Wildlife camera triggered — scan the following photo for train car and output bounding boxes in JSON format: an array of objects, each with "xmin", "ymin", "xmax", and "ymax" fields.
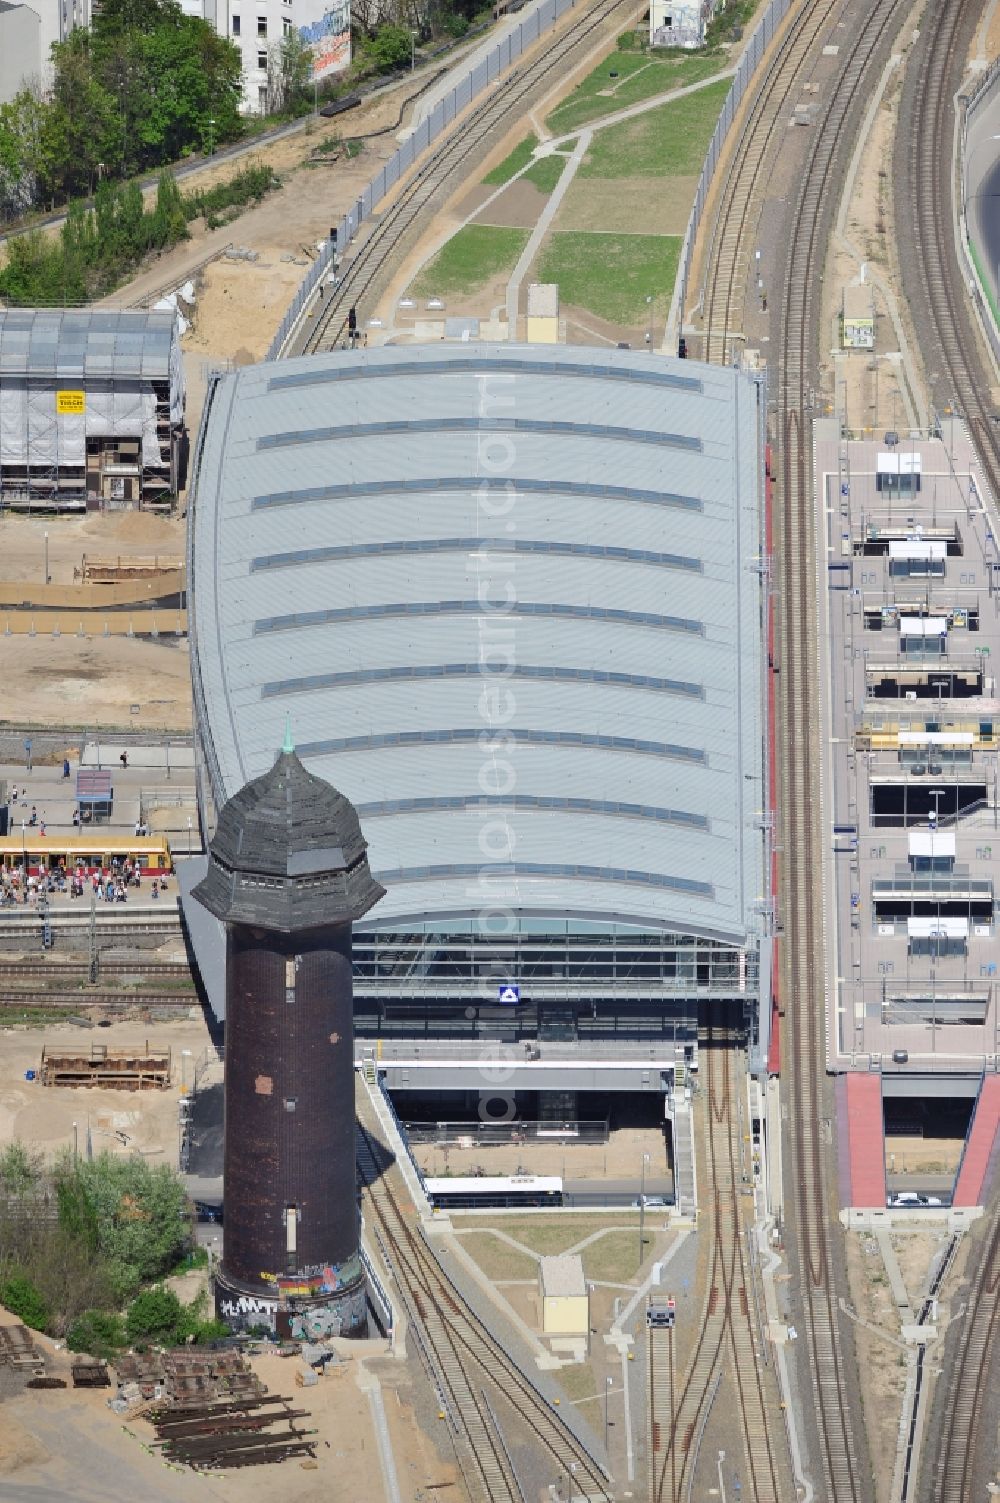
[
  {"xmin": 0, "ymin": 833, "xmax": 173, "ymax": 878},
  {"xmin": 424, "ymin": 1174, "xmax": 562, "ymax": 1210}
]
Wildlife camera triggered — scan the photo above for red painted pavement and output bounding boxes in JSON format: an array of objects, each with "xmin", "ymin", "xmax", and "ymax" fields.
[
  {"xmin": 845, "ymin": 1075, "xmax": 886, "ymax": 1208},
  {"xmin": 764, "ymin": 444, "xmax": 781, "ymax": 1078},
  {"xmin": 953, "ymin": 1074, "xmax": 1000, "ymax": 1208}
]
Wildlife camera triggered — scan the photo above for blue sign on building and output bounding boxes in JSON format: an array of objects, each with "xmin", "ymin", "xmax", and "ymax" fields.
[{"xmin": 497, "ymin": 984, "xmax": 520, "ymax": 1004}]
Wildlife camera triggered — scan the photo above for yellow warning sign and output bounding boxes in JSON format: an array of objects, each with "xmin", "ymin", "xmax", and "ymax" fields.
[{"xmin": 56, "ymin": 389, "xmax": 85, "ymax": 415}]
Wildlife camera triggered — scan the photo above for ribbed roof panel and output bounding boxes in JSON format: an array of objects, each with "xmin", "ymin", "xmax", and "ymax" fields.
[{"xmin": 190, "ymin": 344, "xmax": 765, "ymax": 944}]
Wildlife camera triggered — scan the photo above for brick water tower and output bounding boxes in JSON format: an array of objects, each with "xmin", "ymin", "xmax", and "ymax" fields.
[{"xmin": 193, "ymin": 725, "xmax": 384, "ymax": 1338}]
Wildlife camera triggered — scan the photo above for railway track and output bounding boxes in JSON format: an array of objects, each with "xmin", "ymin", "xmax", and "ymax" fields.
[
  {"xmin": 0, "ymin": 960, "xmax": 191, "ymax": 978},
  {"xmin": 649, "ymin": 1022, "xmax": 781, "ymax": 1503},
  {"xmin": 699, "ymin": 0, "xmax": 839, "ymax": 362},
  {"xmin": 356, "ymin": 1115, "xmax": 611, "ymax": 1503},
  {"xmin": 928, "ymin": 1216, "xmax": 1000, "ymax": 1503},
  {"xmin": 905, "ymin": 0, "xmax": 1000, "ymax": 500},
  {"xmin": 0, "ymin": 990, "xmax": 195, "ymax": 1010},
  {"xmin": 297, "ymin": 0, "xmax": 635, "ymax": 356},
  {"xmin": 774, "ymin": 0, "xmax": 910, "ymax": 1499}
]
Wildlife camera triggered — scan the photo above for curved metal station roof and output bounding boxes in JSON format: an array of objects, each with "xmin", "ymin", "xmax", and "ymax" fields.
[{"xmin": 189, "ymin": 344, "xmax": 765, "ymax": 943}]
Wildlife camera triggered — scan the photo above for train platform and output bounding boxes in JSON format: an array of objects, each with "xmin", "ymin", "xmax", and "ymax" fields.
[
  {"xmin": 839, "ymin": 1073, "xmax": 886, "ymax": 1209},
  {"xmin": 952, "ymin": 1073, "xmax": 1000, "ymax": 1208}
]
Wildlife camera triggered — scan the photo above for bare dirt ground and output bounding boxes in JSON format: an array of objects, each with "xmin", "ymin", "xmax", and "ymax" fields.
[
  {"xmin": 884, "ymin": 1134, "xmax": 964, "ymax": 1176},
  {"xmin": 0, "ymin": 1309, "xmax": 437, "ymax": 1503},
  {"xmin": 0, "ymin": 508, "xmax": 190, "ymax": 729},
  {"xmin": 844, "ymin": 1230, "xmax": 908, "ymax": 1503},
  {"xmin": 474, "ymin": 179, "xmax": 551, "ymax": 229},
  {"xmin": 0, "ymin": 1008, "xmax": 211, "ymax": 1164},
  {"xmin": 0, "ymin": 636, "xmax": 191, "ymax": 731},
  {"xmin": 553, "ymin": 175, "xmax": 697, "ymax": 235}
]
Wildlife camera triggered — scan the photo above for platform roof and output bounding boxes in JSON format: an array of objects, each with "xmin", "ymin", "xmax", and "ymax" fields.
[
  {"xmin": 189, "ymin": 344, "xmax": 766, "ymax": 944},
  {"xmin": 0, "ymin": 308, "xmax": 176, "ymax": 381}
]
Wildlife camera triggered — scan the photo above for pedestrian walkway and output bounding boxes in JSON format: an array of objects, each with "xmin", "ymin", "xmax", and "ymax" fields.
[{"xmin": 953, "ymin": 1074, "xmax": 1000, "ymax": 1207}]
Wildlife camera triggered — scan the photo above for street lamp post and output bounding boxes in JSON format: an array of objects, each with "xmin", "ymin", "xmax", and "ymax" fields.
[
  {"xmin": 604, "ymin": 1376, "xmax": 612, "ymax": 1454},
  {"xmin": 43, "ymin": 531, "xmax": 49, "ymax": 585},
  {"xmin": 181, "ymin": 1048, "xmax": 193, "ymax": 1090},
  {"xmin": 187, "ymin": 815, "xmax": 193, "ymax": 856},
  {"xmin": 645, "ymin": 293, "xmax": 653, "ymax": 347},
  {"xmin": 638, "ymin": 1150, "xmax": 650, "ymax": 1264},
  {"xmin": 208, "ymin": 117, "xmax": 216, "ymax": 156}
]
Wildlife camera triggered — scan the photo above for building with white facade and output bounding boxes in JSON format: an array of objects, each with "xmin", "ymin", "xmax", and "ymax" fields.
[
  {"xmin": 0, "ymin": 0, "xmax": 86, "ymax": 103},
  {"xmin": 191, "ymin": 0, "xmax": 350, "ymax": 114},
  {"xmin": 649, "ymin": 0, "xmax": 715, "ymax": 50}
]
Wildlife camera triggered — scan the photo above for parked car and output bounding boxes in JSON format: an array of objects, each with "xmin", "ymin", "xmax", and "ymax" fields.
[
  {"xmin": 888, "ymin": 1192, "xmax": 942, "ymax": 1207},
  {"xmin": 632, "ymin": 1194, "xmax": 670, "ymax": 1209}
]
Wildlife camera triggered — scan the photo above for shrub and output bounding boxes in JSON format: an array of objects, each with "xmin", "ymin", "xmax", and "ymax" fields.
[
  {"xmin": 126, "ymin": 1287, "xmax": 183, "ymax": 1344},
  {"xmin": 66, "ymin": 1308, "xmax": 126, "ymax": 1359},
  {"xmin": 1, "ymin": 1274, "xmax": 49, "ymax": 1332}
]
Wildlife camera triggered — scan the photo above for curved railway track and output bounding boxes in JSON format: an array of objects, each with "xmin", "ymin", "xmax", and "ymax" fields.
[
  {"xmin": 902, "ymin": 17, "xmax": 1000, "ymax": 1498},
  {"xmin": 356, "ymin": 1117, "xmax": 612, "ymax": 1503},
  {"xmin": 928, "ymin": 1216, "xmax": 1000, "ymax": 1503},
  {"xmin": 881, "ymin": 3, "xmax": 1000, "ymax": 1496},
  {"xmin": 297, "ymin": 0, "xmax": 634, "ymax": 356},
  {"xmin": 699, "ymin": 0, "xmax": 838, "ymax": 362},
  {"xmin": 648, "ymin": 1023, "xmax": 781, "ymax": 1503},
  {"xmin": 774, "ymin": 0, "xmax": 909, "ymax": 1498},
  {"xmin": 906, "ymin": 0, "xmax": 1000, "ymax": 500}
]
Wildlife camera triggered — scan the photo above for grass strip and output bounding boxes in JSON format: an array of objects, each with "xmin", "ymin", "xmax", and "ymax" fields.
[
  {"xmin": 412, "ymin": 224, "xmax": 530, "ymax": 297},
  {"xmin": 537, "ymin": 230, "xmax": 681, "ymax": 325}
]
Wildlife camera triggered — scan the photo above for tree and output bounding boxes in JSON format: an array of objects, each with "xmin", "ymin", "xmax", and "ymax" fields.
[
  {"xmin": 0, "ymin": 90, "xmax": 46, "ymax": 216},
  {"xmin": 268, "ymin": 31, "xmax": 314, "ymax": 115},
  {"xmin": 60, "ymin": 1153, "xmax": 190, "ymax": 1297},
  {"xmin": 44, "ymin": 32, "xmax": 118, "ymax": 198},
  {"xmin": 0, "ymin": 1275, "xmax": 49, "ymax": 1332}
]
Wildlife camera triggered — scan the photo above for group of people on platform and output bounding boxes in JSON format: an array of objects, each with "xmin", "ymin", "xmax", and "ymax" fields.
[{"xmin": 0, "ymin": 857, "xmax": 168, "ymax": 907}]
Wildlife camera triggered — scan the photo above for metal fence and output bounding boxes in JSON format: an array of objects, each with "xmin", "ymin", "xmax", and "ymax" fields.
[
  {"xmin": 267, "ymin": 0, "xmax": 576, "ymax": 360},
  {"xmin": 667, "ymin": 0, "xmax": 793, "ymax": 347}
]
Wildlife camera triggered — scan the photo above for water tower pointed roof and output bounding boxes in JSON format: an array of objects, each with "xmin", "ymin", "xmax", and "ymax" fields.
[{"xmin": 192, "ymin": 746, "xmax": 385, "ymax": 932}]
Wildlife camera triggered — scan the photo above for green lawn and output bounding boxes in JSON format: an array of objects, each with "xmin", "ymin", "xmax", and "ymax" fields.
[
  {"xmin": 547, "ymin": 51, "xmax": 726, "ymax": 133},
  {"xmin": 537, "ymin": 230, "xmax": 681, "ymax": 326},
  {"xmin": 579, "ymin": 76, "xmax": 731, "ymax": 178},
  {"xmin": 411, "ymin": 224, "xmax": 530, "ymax": 297},
  {"xmin": 483, "ymin": 137, "xmax": 570, "ymax": 195},
  {"xmin": 483, "ymin": 134, "xmax": 539, "ymax": 185},
  {"xmin": 523, "ymin": 155, "xmax": 568, "ymax": 193}
]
